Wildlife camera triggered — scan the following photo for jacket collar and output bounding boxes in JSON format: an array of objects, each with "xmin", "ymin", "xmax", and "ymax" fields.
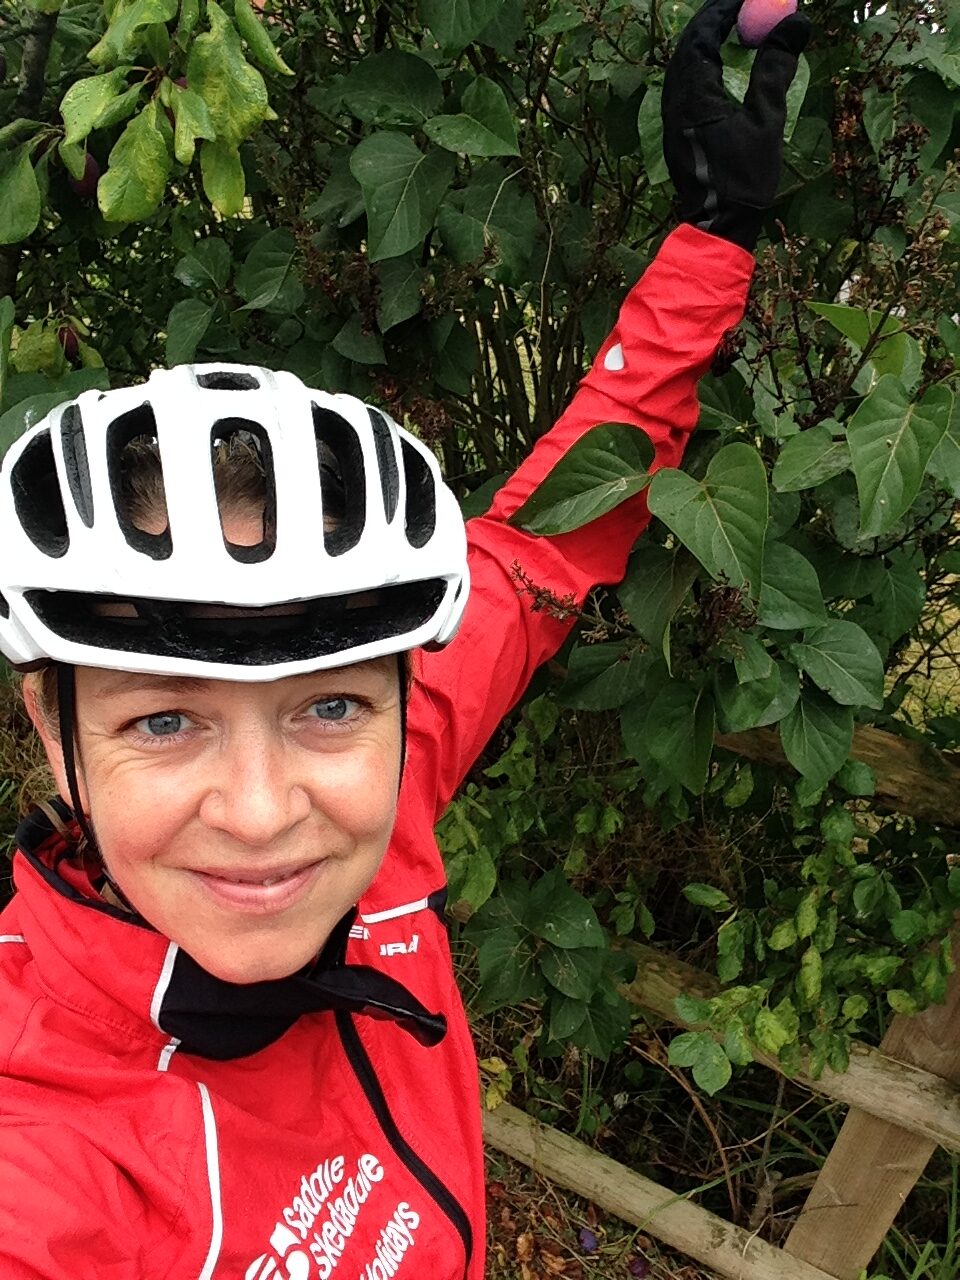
[{"xmin": 14, "ymin": 806, "xmax": 446, "ymax": 1060}]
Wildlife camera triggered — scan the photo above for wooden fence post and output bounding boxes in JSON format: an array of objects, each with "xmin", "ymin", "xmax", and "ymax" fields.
[{"xmin": 784, "ymin": 941, "xmax": 960, "ymax": 1278}]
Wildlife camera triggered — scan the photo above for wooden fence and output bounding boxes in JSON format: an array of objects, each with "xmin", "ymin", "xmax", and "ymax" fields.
[{"xmin": 483, "ymin": 720, "xmax": 960, "ymax": 1279}]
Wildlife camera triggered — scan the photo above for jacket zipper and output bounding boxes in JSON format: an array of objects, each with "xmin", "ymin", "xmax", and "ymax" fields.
[{"xmin": 336, "ymin": 1011, "xmax": 473, "ymax": 1272}]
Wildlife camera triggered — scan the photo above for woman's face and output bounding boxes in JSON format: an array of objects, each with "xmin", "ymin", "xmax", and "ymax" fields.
[{"xmin": 27, "ymin": 658, "xmax": 402, "ymax": 985}]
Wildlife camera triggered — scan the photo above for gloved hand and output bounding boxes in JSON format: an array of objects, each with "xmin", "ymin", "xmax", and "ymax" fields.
[{"xmin": 662, "ymin": 0, "xmax": 811, "ymax": 252}]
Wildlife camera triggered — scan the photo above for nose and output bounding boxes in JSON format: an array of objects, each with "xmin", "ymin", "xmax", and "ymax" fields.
[{"xmin": 198, "ymin": 726, "xmax": 312, "ymax": 847}]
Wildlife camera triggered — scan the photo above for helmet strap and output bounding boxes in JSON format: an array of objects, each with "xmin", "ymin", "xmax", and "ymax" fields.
[
  {"xmin": 55, "ymin": 664, "xmax": 136, "ymax": 912},
  {"xmin": 397, "ymin": 652, "xmax": 407, "ymax": 783}
]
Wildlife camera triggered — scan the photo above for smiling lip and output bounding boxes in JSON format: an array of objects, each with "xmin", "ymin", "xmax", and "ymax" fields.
[{"xmin": 189, "ymin": 860, "xmax": 326, "ymax": 913}]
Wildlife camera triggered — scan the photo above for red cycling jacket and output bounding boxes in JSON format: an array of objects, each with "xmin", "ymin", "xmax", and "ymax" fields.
[{"xmin": 0, "ymin": 225, "xmax": 751, "ymax": 1280}]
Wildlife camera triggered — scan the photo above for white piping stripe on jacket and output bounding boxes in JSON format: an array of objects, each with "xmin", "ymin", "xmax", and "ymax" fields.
[
  {"xmin": 156, "ymin": 1037, "xmax": 180, "ymax": 1073},
  {"xmin": 149, "ymin": 941, "xmax": 179, "ymax": 1030},
  {"xmin": 0, "ymin": 935, "xmax": 26, "ymax": 943},
  {"xmin": 196, "ymin": 1083, "xmax": 223, "ymax": 1280},
  {"xmin": 360, "ymin": 897, "xmax": 429, "ymax": 924}
]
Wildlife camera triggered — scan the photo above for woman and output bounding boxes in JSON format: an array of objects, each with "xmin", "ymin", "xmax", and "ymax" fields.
[{"xmin": 0, "ymin": 2, "xmax": 806, "ymax": 1275}]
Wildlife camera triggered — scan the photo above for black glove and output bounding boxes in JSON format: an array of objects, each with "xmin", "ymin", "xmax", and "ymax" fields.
[{"xmin": 662, "ymin": 0, "xmax": 811, "ymax": 252}]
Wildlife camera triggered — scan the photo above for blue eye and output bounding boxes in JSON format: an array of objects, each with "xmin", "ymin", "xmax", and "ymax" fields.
[
  {"xmin": 310, "ymin": 697, "xmax": 355, "ymax": 721},
  {"xmin": 136, "ymin": 712, "xmax": 188, "ymax": 737}
]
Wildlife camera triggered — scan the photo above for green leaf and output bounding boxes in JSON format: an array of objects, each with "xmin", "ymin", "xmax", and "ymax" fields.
[
  {"xmin": 715, "ymin": 660, "xmax": 800, "ymax": 733},
  {"xmin": 618, "ymin": 545, "xmax": 698, "ymax": 669},
  {"xmin": 200, "ymin": 139, "xmax": 245, "ymax": 217},
  {"xmin": 836, "ymin": 759, "xmax": 876, "ymax": 797},
  {"xmin": 808, "ymin": 302, "xmax": 904, "ymax": 352},
  {"xmin": 647, "ymin": 443, "xmax": 768, "ymax": 598},
  {"xmin": 444, "ymin": 842, "xmax": 496, "ymax": 914},
  {"xmin": 846, "ymin": 376, "xmax": 953, "ymax": 536},
  {"xmin": 528, "ymin": 870, "xmax": 605, "ymax": 950},
  {"xmin": 513, "ymin": 423, "xmax": 654, "ymax": 535},
  {"xmin": 674, "ymin": 993, "xmax": 713, "ymax": 1024},
  {"xmin": 94, "ymin": 82, "xmax": 146, "ymax": 132},
  {"xmin": 0, "ymin": 371, "xmax": 110, "ymax": 460},
  {"xmin": 789, "ymin": 620, "xmax": 884, "ymax": 709},
  {"xmin": 560, "ymin": 643, "xmax": 647, "ymax": 712},
  {"xmin": 58, "ymin": 140, "xmax": 87, "ymax": 181},
  {"xmin": 233, "ymin": 0, "xmax": 294, "ymax": 76},
  {"xmin": 891, "ymin": 909, "xmax": 925, "ymax": 945},
  {"xmin": 175, "ymin": 238, "xmax": 231, "ymax": 291},
  {"xmin": 637, "ymin": 85, "xmax": 669, "ymax": 186},
  {"xmin": 343, "ymin": 51, "xmax": 443, "ymax": 125},
  {"xmin": 235, "ymin": 229, "xmax": 304, "ymax": 314},
  {"xmin": 842, "ymin": 994, "xmax": 869, "ymax": 1022},
  {"xmin": 683, "ymin": 883, "xmax": 732, "ymax": 912},
  {"xmin": 171, "ymin": 84, "xmax": 216, "ymax": 167},
  {"xmin": 540, "ymin": 945, "xmax": 605, "ymax": 1000},
  {"xmin": 758, "ymin": 542, "xmax": 827, "ymax": 630},
  {"xmin": 377, "ymin": 254, "xmax": 427, "ymax": 331},
  {"xmin": 476, "ymin": 927, "xmax": 539, "ymax": 1011},
  {"xmin": 643, "ymin": 681, "xmax": 716, "ymax": 794},
  {"xmin": 772, "ymin": 424, "xmax": 851, "ymax": 492},
  {"xmin": 436, "ymin": 161, "xmax": 540, "ymax": 285},
  {"xmin": 779, "ymin": 688, "xmax": 854, "ymax": 788},
  {"xmin": 97, "ymin": 100, "xmax": 171, "ymax": 223},
  {"xmin": 668, "ymin": 1031, "xmax": 731, "ymax": 1096},
  {"xmin": 419, "ymin": 0, "xmax": 508, "ymax": 54},
  {"xmin": 350, "ymin": 133, "xmax": 454, "ymax": 262},
  {"xmin": 61, "ymin": 68, "xmax": 131, "ymax": 145},
  {"xmin": 187, "ymin": 0, "xmax": 270, "ymax": 148},
  {"xmin": 425, "ymin": 77, "xmax": 519, "ymax": 157},
  {"xmin": 926, "ymin": 396, "xmax": 960, "ymax": 498},
  {"xmin": 716, "ymin": 917, "xmax": 746, "ymax": 982},
  {"xmin": 548, "ymin": 992, "xmax": 588, "ymax": 1041},
  {"xmin": 165, "ymin": 298, "xmax": 212, "ymax": 365},
  {"xmin": 753, "ymin": 1007, "xmax": 790, "ymax": 1055},
  {"xmin": 797, "ymin": 945, "xmax": 822, "ymax": 1008},
  {"xmin": 768, "ymin": 920, "xmax": 797, "ymax": 951},
  {"xmin": 887, "ymin": 989, "xmax": 919, "ymax": 1017},
  {"xmin": 332, "ymin": 313, "xmax": 385, "ymax": 365},
  {"xmin": 88, "ymin": 0, "xmax": 177, "ymax": 66},
  {"xmin": 0, "ymin": 146, "xmax": 41, "ymax": 245},
  {"xmin": 723, "ymin": 1020, "xmax": 754, "ymax": 1068}
]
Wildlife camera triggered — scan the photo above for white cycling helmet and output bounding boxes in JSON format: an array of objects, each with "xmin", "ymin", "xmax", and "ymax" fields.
[{"xmin": 0, "ymin": 363, "xmax": 469, "ymax": 679}]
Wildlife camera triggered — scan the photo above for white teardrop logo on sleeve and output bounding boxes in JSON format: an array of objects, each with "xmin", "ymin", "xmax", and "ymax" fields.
[{"xmin": 603, "ymin": 342, "xmax": 625, "ymax": 372}]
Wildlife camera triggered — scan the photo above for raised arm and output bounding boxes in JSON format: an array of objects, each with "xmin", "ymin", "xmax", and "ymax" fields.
[{"xmin": 408, "ymin": 0, "xmax": 809, "ymax": 817}]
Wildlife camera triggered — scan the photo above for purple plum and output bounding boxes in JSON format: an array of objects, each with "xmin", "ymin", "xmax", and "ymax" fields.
[
  {"xmin": 737, "ymin": 0, "xmax": 798, "ymax": 47},
  {"xmin": 69, "ymin": 152, "xmax": 100, "ymax": 200}
]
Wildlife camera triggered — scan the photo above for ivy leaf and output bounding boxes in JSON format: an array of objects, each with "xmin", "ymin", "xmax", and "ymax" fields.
[
  {"xmin": 846, "ymin": 375, "xmax": 953, "ymax": 536},
  {"xmin": 350, "ymin": 132, "xmax": 454, "ymax": 262},
  {"xmin": 419, "ymin": 0, "xmax": 508, "ymax": 54},
  {"xmin": 772, "ymin": 424, "xmax": 850, "ymax": 492},
  {"xmin": 233, "ymin": 0, "xmax": 294, "ymax": 77},
  {"xmin": 165, "ymin": 299, "xmax": 213, "ymax": 365},
  {"xmin": 528, "ymin": 870, "xmax": 605, "ymax": 950},
  {"xmin": 0, "ymin": 145, "xmax": 41, "ymax": 245},
  {"xmin": 779, "ymin": 687, "xmax": 854, "ymax": 787},
  {"xmin": 200, "ymin": 139, "xmax": 245, "ymax": 217},
  {"xmin": 61, "ymin": 68, "xmax": 131, "ymax": 145},
  {"xmin": 88, "ymin": 0, "xmax": 176, "ymax": 66},
  {"xmin": 235, "ymin": 229, "xmax": 304, "ymax": 314},
  {"xmin": 98, "ymin": 101, "xmax": 171, "ymax": 223},
  {"xmin": 187, "ymin": 0, "xmax": 270, "ymax": 148},
  {"xmin": 789, "ymin": 620, "xmax": 884, "ymax": 709},
  {"xmin": 343, "ymin": 51, "xmax": 442, "ymax": 125},
  {"xmin": 171, "ymin": 84, "xmax": 216, "ymax": 167},
  {"xmin": 647, "ymin": 443, "xmax": 767, "ymax": 598},
  {"xmin": 425, "ymin": 77, "xmax": 519, "ymax": 156},
  {"xmin": 757, "ymin": 542, "xmax": 827, "ymax": 630},
  {"xmin": 513, "ymin": 423, "xmax": 654, "ymax": 535}
]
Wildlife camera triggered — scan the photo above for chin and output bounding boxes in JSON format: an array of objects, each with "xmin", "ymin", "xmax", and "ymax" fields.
[{"xmin": 187, "ymin": 934, "xmax": 327, "ymax": 986}]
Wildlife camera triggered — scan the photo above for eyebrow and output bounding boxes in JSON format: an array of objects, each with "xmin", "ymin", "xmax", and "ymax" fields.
[{"xmin": 98, "ymin": 673, "xmax": 217, "ymax": 697}]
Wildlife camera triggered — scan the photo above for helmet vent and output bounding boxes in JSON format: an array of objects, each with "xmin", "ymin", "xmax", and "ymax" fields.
[
  {"xmin": 401, "ymin": 440, "xmax": 435, "ymax": 548},
  {"xmin": 0, "ymin": 590, "xmax": 9, "ymax": 620},
  {"xmin": 197, "ymin": 371, "xmax": 260, "ymax": 392},
  {"xmin": 368, "ymin": 408, "xmax": 399, "ymax": 523},
  {"xmin": 60, "ymin": 404, "xmax": 94, "ymax": 528},
  {"xmin": 210, "ymin": 419, "xmax": 276, "ymax": 563},
  {"xmin": 107, "ymin": 405, "xmax": 172, "ymax": 560},
  {"xmin": 11, "ymin": 430, "xmax": 70, "ymax": 558},
  {"xmin": 313, "ymin": 406, "xmax": 364, "ymax": 556}
]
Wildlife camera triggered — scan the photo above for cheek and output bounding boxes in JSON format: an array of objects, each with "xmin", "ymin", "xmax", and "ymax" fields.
[{"xmin": 89, "ymin": 760, "xmax": 201, "ymax": 866}]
